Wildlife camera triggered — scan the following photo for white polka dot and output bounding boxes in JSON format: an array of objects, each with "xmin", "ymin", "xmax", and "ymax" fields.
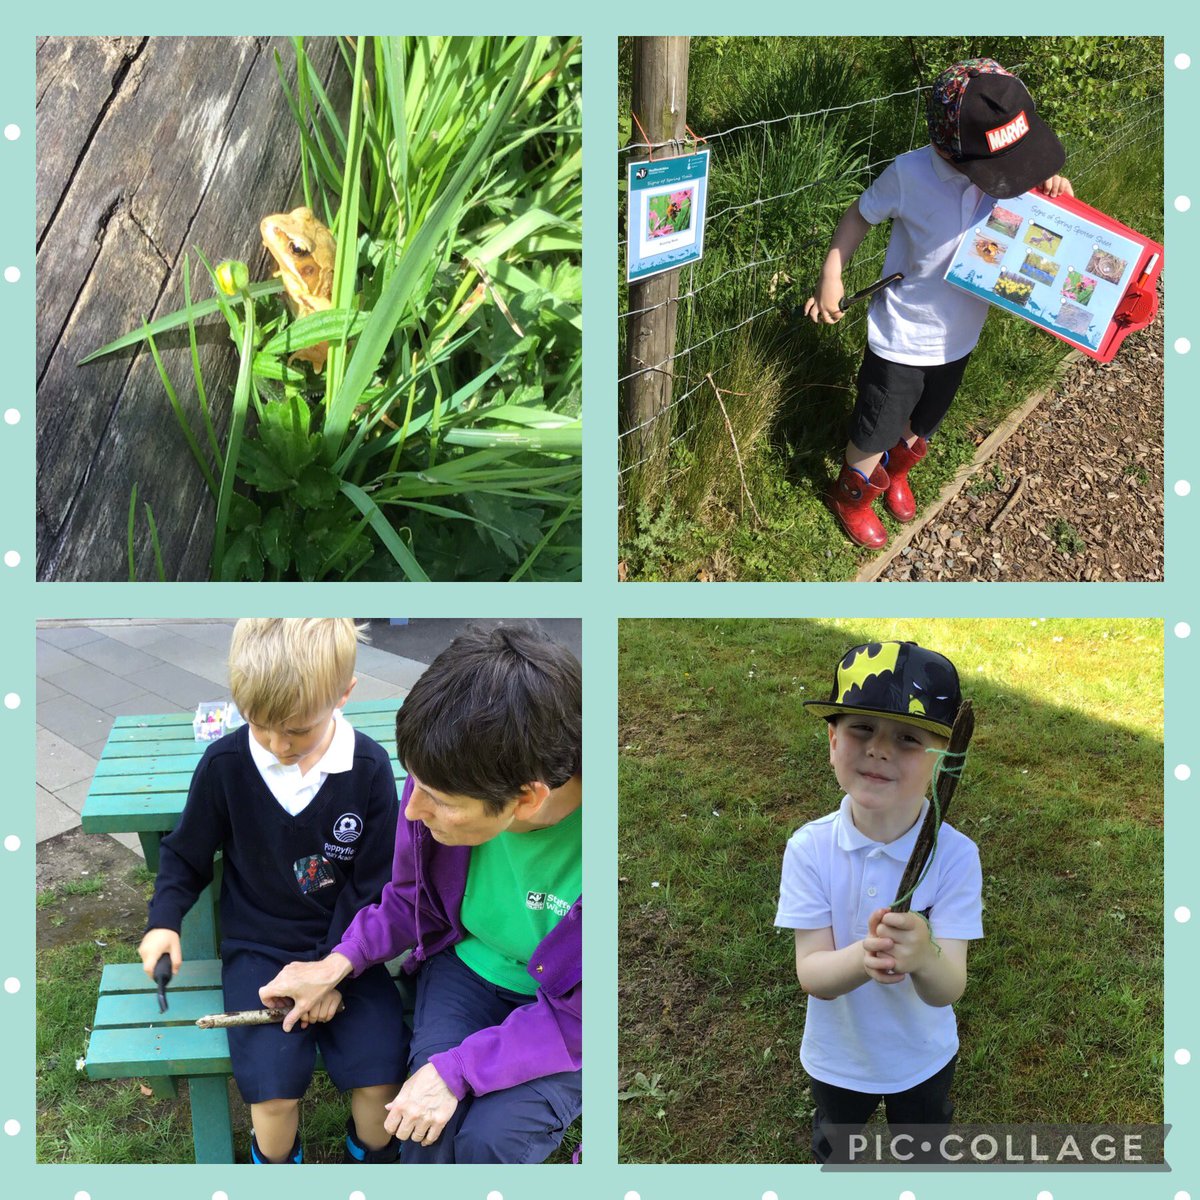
[
  {"xmin": 74, "ymin": 1192, "xmax": 91, "ymax": 1200},
  {"xmin": 625, "ymin": 1193, "xmax": 642, "ymax": 1200},
  {"xmin": 763, "ymin": 1192, "xmax": 780, "ymax": 1200},
  {"xmin": 486, "ymin": 1192, "xmax": 503, "ymax": 1200},
  {"xmin": 3, "ymin": 836, "xmax": 17, "ymax": 852},
  {"xmin": 1176, "ymin": 906, "xmax": 1192, "ymax": 923},
  {"xmin": 3, "ymin": 410, "xmax": 18, "ymax": 426},
  {"xmin": 2, "ymin": 694, "xmax": 18, "ymax": 710},
  {"xmin": 1176, "ymin": 53, "xmax": 1192, "ymax": 70},
  {"xmin": 1177, "ymin": 196, "xmax": 1193, "ymax": 213},
  {"xmin": 2, "ymin": 267, "xmax": 17, "ymax": 285},
  {"xmin": 900, "ymin": 1193, "xmax": 916, "ymax": 1200},
  {"xmin": 2, "ymin": 125, "xmax": 17, "ymax": 141},
  {"xmin": 1177, "ymin": 480, "xmax": 1192, "ymax": 497},
  {"xmin": 3, "ymin": 552, "xmax": 16, "ymax": 568},
  {"xmin": 1176, "ymin": 1191, "xmax": 1192, "ymax": 1200},
  {"xmin": 1176, "ymin": 764, "xmax": 1192, "ymax": 781},
  {"xmin": 212, "ymin": 1192, "xmax": 229, "ymax": 1200},
  {"xmin": 1176, "ymin": 337, "xmax": 1192, "ymax": 355},
  {"xmin": 1176, "ymin": 622, "xmax": 1192, "ymax": 639},
  {"xmin": 1175, "ymin": 1048, "xmax": 1191, "ymax": 1065},
  {"xmin": 1036, "ymin": 1193, "xmax": 1053, "ymax": 1200},
  {"xmin": 3, "ymin": 1120, "xmax": 17, "ymax": 1136},
  {"xmin": 2, "ymin": 979, "xmax": 17, "ymax": 995},
  {"xmin": 350, "ymin": 1192, "xmax": 366, "ymax": 1200}
]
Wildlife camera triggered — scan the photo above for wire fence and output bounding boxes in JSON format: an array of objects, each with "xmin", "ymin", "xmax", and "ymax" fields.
[{"xmin": 616, "ymin": 73, "xmax": 1164, "ymax": 510}]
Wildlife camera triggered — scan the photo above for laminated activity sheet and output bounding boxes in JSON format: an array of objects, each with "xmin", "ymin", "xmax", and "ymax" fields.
[
  {"xmin": 944, "ymin": 190, "xmax": 1162, "ymax": 362},
  {"xmin": 626, "ymin": 148, "xmax": 710, "ymax": 282}
]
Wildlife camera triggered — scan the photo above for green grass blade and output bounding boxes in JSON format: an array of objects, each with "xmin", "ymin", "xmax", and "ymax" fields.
[
  {"xmin": 141, "ymin": 321, "xmax": 219, "ymax": 498},
  {"xmin": 338, "ymin": 480, "xmax": 430, "ymax": 582},
  {"xmin": 144, "ymin": 501, "xmax": 166, "ymax": 581},
  {"xmin": 211, "ymin": 299, "xmax": 257, "ymax": 579},
  {"xmin": 79, "ymin": 282, "xmax": 279, "ymax": 364},
  {"xmin": 442, "ymin": 424, "xmax": 582, "ymax": 454},
  {"xmin": 126, "ymin": 483, "xmax": 138, "ymax": 582},
  {"xmin": 181, "ymin": 256, "xmax": 221, "ymax": 463},
  {"xmin": 509, "ymin": 494, "xmax": 580, "ymax": 581}
]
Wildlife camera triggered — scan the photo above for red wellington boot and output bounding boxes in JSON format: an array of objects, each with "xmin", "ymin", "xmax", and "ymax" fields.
[
  {"xmin": 827, "ymin": 459, "xmax": 889, "ymax": 549},
  {"xmin": 883, "ymin": 436, "xmax": 927, "ymax": 522}
]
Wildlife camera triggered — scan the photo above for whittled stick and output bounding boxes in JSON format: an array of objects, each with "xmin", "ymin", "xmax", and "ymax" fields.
[
  {"xmin": 891, "ymin": 700, "xmax": 975, "ymax": 914},
  {"xmin": 196, "ymin": 1008, "xmax": 287, "ymax": 1029}
]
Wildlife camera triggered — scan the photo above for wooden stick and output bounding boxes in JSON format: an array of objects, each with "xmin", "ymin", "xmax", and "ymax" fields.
[
  {"xmin": 707, "ymin": 372, "xmax": 763, "ymax": 525},
  {"xmin": 195, "ymin": 1008, "xmax": 286, "ymax": 1029},
  {"xmin": 891, "ymin": 700, "xmax": 975, "ymax": 913}
]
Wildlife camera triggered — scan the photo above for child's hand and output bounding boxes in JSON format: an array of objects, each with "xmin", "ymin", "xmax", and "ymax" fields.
[
  {"xmin": 803, "ymin": 273, "xmax": 847, "ymax": 324},
  {"xmin": 873, "ymin": 908, "xmax": 938, "ymax": 977},
  {"xmin": 296, "ymin": 988, "xmax": 344, "ymax": 1029},
  {"xmin": 863, "ymin": 907, "xmax": 905, "ymax": 984},
  {"xmin": 1038, "ymin": 175, "xmax": 1074, "ymax": 199},
  {"xmin": 137, "ymin": 928, "xmax": 182, "ymax": 979}
]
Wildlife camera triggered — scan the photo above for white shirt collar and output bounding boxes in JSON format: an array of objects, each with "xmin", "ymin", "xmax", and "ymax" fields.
[
  {"xmin": 834, "ymin": 793, "xmax": 929, "ymax": 862},
  {"xmin": 928, "ymin": 143, "xmax": 973, "ymax": 189},
  {"xmin": 247, "ymin": 707, "xmax": 355, "ymax": 782}
]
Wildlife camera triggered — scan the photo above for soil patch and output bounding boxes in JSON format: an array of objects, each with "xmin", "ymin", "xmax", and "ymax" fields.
[
  {"xmin": 874, "ymin": 287, "xmax": 1164, "ymax": 582},
  {"xmin": 37, "ymin": 829, "xmax": 147, "ymax": 950}
]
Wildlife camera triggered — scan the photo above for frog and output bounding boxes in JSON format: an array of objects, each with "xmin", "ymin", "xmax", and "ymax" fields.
[{"xmin": 259, "ymin": 207, "xmax": 337, "ymax": 372}]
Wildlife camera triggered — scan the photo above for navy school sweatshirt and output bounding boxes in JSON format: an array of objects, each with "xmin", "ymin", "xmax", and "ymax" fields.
[{"xmin": 146, "ymin": 723, "xmax": 399, "ymax": 959}]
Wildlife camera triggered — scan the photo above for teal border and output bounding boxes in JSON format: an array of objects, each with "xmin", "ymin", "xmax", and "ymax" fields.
[{"xmin": 7, "ymin": 13, "xmax": 1194, "ymax": 1200}]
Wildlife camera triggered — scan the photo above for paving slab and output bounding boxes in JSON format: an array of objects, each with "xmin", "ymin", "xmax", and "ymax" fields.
[
  {"xmin": 36, "ymin": 692, "xmax": 115, "ymax": 747},
  {"xmin": 351, "ymin": 675, "xmax": 409, "ymax": 704},
  {"xmin": 37, "ymin": 625, "xmax": 108, "ymax": 649},
  {"xmin": 35, "ymin": 639, "xmax": 85, "ymax": 678},
  {"xmin": 35, "ymin": 727, "xmax": 97, "ymax": 791},
  {"xmin": 97, "ymin": 624, "xmax": 192, "ymax": 650},
  {"xmin": 37, "ymin": 785, "xmax": 81, "ymax": 843},
  {"xmin": 51, "ymin": 662, "xmax": 146, "ymax": 708},
  {"xmin": 36, "ymin": 679, "xmax": 65, "ymax": 704},
  {"xmin": 55, "ymin": 779, "xmax": 93, "ymax": 816},
  {"xmin": 139, "ymin": 639, "xmax": 232, "ymax": 686},
  {"xmin": 66, "ymin": 636, "xmax": 163, "ymax": 677},
  {"xmin": 102, "ymin": 689, "xmax": 199, "ymax": 718},
  {"xmin": 122, "ymin": 661, "xmax": 231, "ymax": 709}
]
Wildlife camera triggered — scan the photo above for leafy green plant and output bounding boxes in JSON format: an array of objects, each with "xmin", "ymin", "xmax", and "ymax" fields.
[{"xmin": 93, "ymin": 36, "xmax": 582, "ymax": 582}]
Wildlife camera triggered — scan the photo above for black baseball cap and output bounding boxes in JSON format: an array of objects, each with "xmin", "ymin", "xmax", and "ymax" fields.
[
  {"xmin": 928, "ymin": 59, "xmax": 1065, "ymax": 199},
  {"xmin": 804, "ymin": 641, "xmax": 962, "ymax": 738}
]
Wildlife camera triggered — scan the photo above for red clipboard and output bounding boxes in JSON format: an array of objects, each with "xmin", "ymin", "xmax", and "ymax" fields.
[{"xmin": 946, "ymin": 191, "xmax": 1163, "ymax": 364}]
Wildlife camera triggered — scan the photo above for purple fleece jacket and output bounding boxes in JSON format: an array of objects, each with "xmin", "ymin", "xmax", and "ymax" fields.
[{"xmin": 331, "ymin": 776, "xmax": 582, "ymax": 1100}]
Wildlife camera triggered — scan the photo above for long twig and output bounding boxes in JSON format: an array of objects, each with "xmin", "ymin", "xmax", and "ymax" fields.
[
  {"xmin": 707, "ymin": 372, "xmax": 762, "ymax": 525},
  {"xmin": 891, "ymin": 700, "xmax": 975, "ymax": 913}
]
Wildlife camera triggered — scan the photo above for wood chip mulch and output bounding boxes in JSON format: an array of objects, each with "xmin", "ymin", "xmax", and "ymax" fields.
[{"xmin": 875, "ymin": 293, "xmax": 1164, "ymax": 582}]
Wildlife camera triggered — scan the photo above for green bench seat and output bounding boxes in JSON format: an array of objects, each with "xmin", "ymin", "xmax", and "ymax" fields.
[{"xmin": 86, "ymin": 958, "xmax": 413, "ymax": 1163}]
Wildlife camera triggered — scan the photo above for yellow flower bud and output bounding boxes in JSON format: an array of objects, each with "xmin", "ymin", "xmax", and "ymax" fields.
[{"xmin": 216, "ymin": 260, "xmax": 250, "ymax": 296}]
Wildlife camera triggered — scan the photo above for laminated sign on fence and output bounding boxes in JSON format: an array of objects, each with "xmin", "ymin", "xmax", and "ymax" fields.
[
  {"xmin": 944, "ymin": 191, "xmax": 1163, "ymax": 363},
  {"xmin": 626, "ymin": 149, "xmax": 710, "ymax": 282}
]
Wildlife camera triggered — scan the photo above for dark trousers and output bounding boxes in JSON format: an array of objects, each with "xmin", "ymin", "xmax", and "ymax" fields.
[
  {"xmin": 808, "ymin": 1053, "xmax": 957, "ymax": 1164},
  {"xmin": 849, "ymin": 347, "xmax": 972, "ymax": 453},
  {"xmin": 402, "ymin": 949, "xmax": 582, "ymax": 1163}
]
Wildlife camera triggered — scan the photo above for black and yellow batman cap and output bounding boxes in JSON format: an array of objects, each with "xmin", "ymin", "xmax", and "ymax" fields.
[{"xmin": 804, "ymin": 641, "xmax": 962, "ymax": 738}]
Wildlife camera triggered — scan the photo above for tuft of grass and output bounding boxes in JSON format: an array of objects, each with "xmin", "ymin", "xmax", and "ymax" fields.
[{"xmin": 618, "ymin": 618, "xmax": 1163, "ymax": 1163}]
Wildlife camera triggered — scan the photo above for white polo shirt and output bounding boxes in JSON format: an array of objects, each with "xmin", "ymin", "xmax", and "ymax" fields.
[
  {"xmin": 247, "ymin": 708, "xmax": 356, "ymax": 816},
  {"xmin": 858, "ymin": 144, "xmax": 993, "ymax": 367},
  {"xmin": 775, "ymin": 795, "xmax": 983, "ymax": 1093}
]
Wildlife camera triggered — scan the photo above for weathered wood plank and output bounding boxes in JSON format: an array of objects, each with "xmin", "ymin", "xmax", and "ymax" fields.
[{"xmin": 36, "ymin": 36, "xmax": 344, "ymax": 580}]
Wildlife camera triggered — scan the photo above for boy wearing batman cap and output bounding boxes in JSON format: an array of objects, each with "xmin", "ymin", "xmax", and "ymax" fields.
[
  {"xmin": 804, "ymin": 60, "xmax": 1073, "ymax": 549},
  {"xmin": 775, "ymin": 641, "xmax": 983, "ymax": 1163}
]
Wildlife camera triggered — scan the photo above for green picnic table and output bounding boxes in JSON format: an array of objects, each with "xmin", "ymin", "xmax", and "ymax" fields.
[{"xmin": 80, "ymin": 698, "xmax": 407, "ymax": 1162}]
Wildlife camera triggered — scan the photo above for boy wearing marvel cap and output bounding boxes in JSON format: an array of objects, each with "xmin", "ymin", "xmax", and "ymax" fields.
[
  {"xmin": 804, "ymin": 60, "xmax": 1074, "ymax": 548},
  {"xmin": 775, "ymin": 641, "xmax": 983, "ymax": 1163}
]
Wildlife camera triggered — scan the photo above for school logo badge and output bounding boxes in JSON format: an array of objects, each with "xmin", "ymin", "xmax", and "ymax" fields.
[
  {"xmin": 985, "ymin": 110, "xmax": 1029, "ymax": 153},
  {"xmin": 333, "ymin": 813, "xmax": 363, "ymax": 843}
]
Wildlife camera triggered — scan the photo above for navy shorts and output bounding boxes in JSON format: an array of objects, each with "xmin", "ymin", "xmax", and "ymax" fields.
[
  {"xmin": 402, "ymin": 949, "xmax": 582, "ymax": 1163},
  {"xmin": 222, "ymin": 947, "xmax": 409, "ymax": 1104},
  {"xmin": 848, "ymin": 347, "xmax": 972, "ymax": 454}
]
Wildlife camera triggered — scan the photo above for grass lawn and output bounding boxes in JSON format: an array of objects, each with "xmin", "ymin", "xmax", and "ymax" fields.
[{"xmin": 617, "ymin": 618, "xmax": 1163, "ymax": 1162}]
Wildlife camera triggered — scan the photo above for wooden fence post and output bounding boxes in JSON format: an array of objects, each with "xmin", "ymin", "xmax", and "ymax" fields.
[{"xmin": 621, "ymin": 36, "xmax": 690, "ymax": 506}]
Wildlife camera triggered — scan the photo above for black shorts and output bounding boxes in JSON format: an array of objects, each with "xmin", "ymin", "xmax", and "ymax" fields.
[
  {"xmin": 222, "ymin": 947, "xmax": 409, "ymax": 1103},
  {"xmin": 848, "ymin": 347, "xmax": 971, "ymax": 454}
]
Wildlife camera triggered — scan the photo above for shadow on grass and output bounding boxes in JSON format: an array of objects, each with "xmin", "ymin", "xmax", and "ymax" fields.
[{"xmin": 617, "ymin": 618, "xmax": 1163, "ymax": 1164}]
